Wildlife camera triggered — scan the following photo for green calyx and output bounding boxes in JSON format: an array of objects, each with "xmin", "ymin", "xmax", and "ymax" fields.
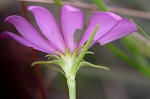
[{"xmin": 32, "ymin": 24, "xmax": 109, "ymax": 79}]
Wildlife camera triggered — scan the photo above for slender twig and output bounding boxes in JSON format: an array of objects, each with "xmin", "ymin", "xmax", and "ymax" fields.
[
  {"xmin": 20, "ymin": 1, "xmax": 29, "ymax": 20},
  {"xmin": 20, "ymin": 0, "xmax": 150, "ymax": 20}
]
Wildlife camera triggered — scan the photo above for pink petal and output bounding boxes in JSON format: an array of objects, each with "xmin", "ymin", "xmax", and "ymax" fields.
[
  {"xmin": 79, "ymin": 12, "xmax": 121, "ymax": 46},
  {"xmin": 1, "ymin": 31, "xmax": 51, "ymax": 53},
  {"xmin": 61, "ymin": 5, "xmax": 84, "ymax": 53},
  {"xmin": 98, "ymin": 18, "xmax": 138, "ymax": 45},
  {"xmin": 28, "ymin": 6, "xmax": 66, "ymax": 53},
  {"xmin": 5, "ymin": 15, "xmax": 55, "ymax": 53}
]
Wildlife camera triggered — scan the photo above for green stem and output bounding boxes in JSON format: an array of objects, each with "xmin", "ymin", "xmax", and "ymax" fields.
[{"xmin": 67, "ymin": 78, "xmax": 76, "ymax": 99}]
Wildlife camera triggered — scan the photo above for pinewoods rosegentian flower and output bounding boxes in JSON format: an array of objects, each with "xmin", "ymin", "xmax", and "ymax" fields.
[
  {"xmin": 1, "ymin": 4, "xmax": 138, "ymax": 77},
  {"xmin": 1, "ymin": 5, "xmax": 137, "ymax": 55},
  {"xmin": 1, "ymin": 5, "xmax": 138, "ymax": 99},
  {"xmin": 1, "ymin": 4, "xmax": 138, "ymax": 76}
]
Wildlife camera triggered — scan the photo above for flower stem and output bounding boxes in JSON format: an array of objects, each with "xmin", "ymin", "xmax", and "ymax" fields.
[{"xmin": 67, "ymin": 78, "xmax": 76, "ymax": 99}]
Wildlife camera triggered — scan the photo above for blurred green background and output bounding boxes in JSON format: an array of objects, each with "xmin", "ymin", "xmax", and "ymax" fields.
[{"xmin": 0, "ymin": 0, "xmax": 150, "ymax": 99}]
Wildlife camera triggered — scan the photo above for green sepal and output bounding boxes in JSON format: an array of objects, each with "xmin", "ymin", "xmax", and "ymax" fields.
[
  {"xmin": 45, "ymin": 54, "xmax": 60, "ymax": 60},
  {"xmin": 79, "ymin": 61, "xmax": 110, "ymax": 70},
  {"xmin": 85, "ymin": 51, "xmax": 94, "ymax": 55},
  {"xmin": 32, "ymin": 60, "xmax": 65, "ymax": 76},
  {"xmin": 65, "ymin": 49, "xmax": 71, "ymax": 59},
  {"xmin": 32, "ymin": 60, "xmax": 65, "ymax": 68},
  {"xmin": 71, "ymin": 24, "xmax": 99, "ymax": 76},
  {"xmin": 72, "ymin": 45, "xmax": 84, "ymax": 60},
  {"xmin": 48, "ymin": 66, "xmax": 66, "ymax": 77},
  {"xmin": 54, "ymin": 50, "xmax": 65, "ymax": 59}
]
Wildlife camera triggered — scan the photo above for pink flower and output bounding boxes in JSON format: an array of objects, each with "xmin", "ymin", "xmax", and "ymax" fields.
[{"xmin": 1, "ymin": 5, "xmax": 137, "ymax": 54}]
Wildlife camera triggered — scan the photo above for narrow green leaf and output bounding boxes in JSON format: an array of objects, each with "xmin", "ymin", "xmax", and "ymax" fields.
[
  {"xmin": 45, "ymin": 54, "xmax": 60, "ymax": 60},
  {"xmin": 54, "ymin": 0, "xmax": 63, "ymax": 7},
  {"xmin": 130, "ymin": 19, "xmax": 150, "ymax": 40},
  {"xmin": 71, "ymin": 25, "xmax": 99, "ymax": 75},
  {"xmin": 32, "ymin": 60, "xmax": 65, "ymax": 67},
  {"xmin": 79, "ymin": 61, "xmax": 110, "ymax": 70},
  {"xmin": 93, "ymin": 0, "xmax": 107, "ymax": 11}
]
